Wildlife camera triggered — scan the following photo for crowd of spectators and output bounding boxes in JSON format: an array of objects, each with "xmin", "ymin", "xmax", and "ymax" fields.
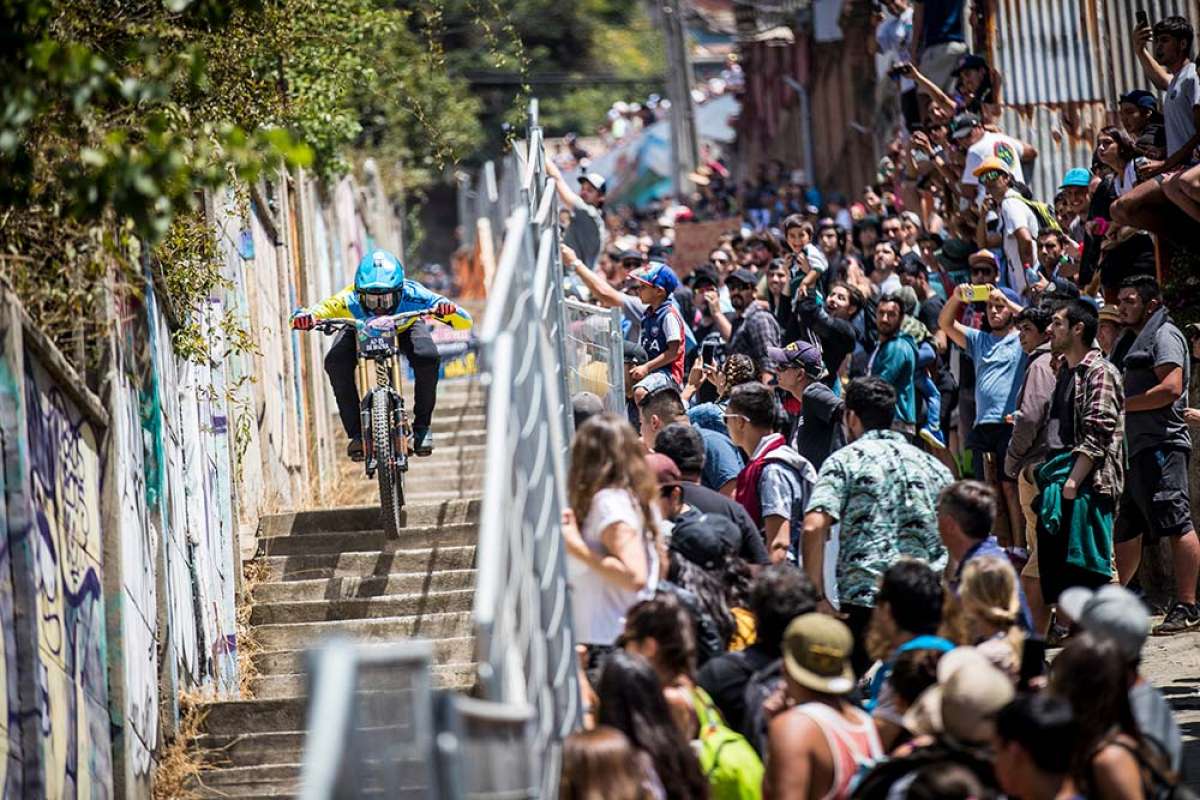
[{"xmin": 552, "ymin": 7, "xmax": 1198, "ymax": 799}]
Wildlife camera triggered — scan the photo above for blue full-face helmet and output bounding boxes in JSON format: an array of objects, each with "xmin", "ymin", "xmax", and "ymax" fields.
[{"xmin": 354, "ymin": 249, "xmax": 405, "ymax": 315}]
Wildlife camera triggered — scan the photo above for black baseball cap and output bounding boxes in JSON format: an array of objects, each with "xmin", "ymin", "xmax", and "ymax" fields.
[
  {"xmin": 669, "ymin": 513, "xmax": 739, "ymax": 570},
  {"xmin": 766, "ymin": 340, "xmax": 827, "ymax": 380},
  {"xmin": 688, "ymin": 264, "xmax": 720, "ymax": 289},
  {"xmin": 917, "ymin": 230, "xmax": 944, "ymax": 248},
  {"xmin": 951, "ymin": 112, "xmax": 983, "ymax": 139},
  {"xmin": 952, "ymin": 53, "xmax": 989, "ymax": 76},
  {"xmin": 1119, "ymin": 89, "xmax": 1158, "ymax": 110},
  {"xmin": 617, "ymin": 249, "xmax": 645, "ymax": 264},
  {"xmin": 898, "ymin": 251, "xmax": 926, "ymax": 277},
  {"xmin": 726, "ymin": 268, "xmax": 757, "ymax": 288},
  {"xmin": 1043, "ymin": 277, "xmax": 1081, "ymax": 300}
]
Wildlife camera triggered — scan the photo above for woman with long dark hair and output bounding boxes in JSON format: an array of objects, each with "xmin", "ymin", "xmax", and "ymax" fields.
[
  {"xmin": 619, "ymin": 594, "xmax": 702, "ymax": 737},
  {"xmin": 564, "ymin": 414, "xmax": 662, "ymax": 665},
  {"xmin": 1050, "ymin": 633, "xmax": 1172, "ymax": 800},
  {"xmin": 1083, "ymin": 126, "xmax": 1155, "ymax": 301},
  {"xmin": 1096, "ymin": 125, "xmax": 1145, "ymax": 197},
  {"xmin": 595, "ymin": 651, "xmax": 709, "ymax": 800}
]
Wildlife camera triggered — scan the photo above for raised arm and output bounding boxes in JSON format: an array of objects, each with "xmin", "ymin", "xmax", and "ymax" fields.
[
  {"xmin": 1133, "ymin": 22, "xmax": 1171, "ymax": 90},
  {"xmin": 562, "ymin": 244, "xmax": 625, "ymax": 308},
  {"xmin": 544, "ymin": 151, "xmax": 584, "ymax": 211},
  {"xmin": 938, "ymin": 285, "xmax": 972, "ymax": 349}
]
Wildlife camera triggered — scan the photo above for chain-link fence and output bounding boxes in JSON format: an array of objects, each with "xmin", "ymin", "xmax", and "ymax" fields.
[
  {"xmin": 563, "ymin": 299, "xmax": 626, "ymax": 415},
  {"xmin": 471, "ymin": 104, "xmax": 584, "ymax": 798}
]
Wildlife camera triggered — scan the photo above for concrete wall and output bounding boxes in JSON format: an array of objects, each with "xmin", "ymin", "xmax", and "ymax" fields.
[{"xmin": 0, "ymin": 165, "xmax": 406, "ymax": 799}]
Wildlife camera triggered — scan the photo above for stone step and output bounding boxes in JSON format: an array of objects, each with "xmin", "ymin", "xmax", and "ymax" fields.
[
  {"xmin": 252, "ymin": 569, "xmax": 476, "ymax": 604},
  {"xmin": 202, "ymin": 679, "xmax": 464, "ymax": 736},
  {"xmin": 251, "ymin": 637, "xmax": 476, "ymax": 678},
  {"xmin": 249, "ymin": 659, "xmax": 476, "ymax": 699},
  {"xmin": 332, "ymin": 467, "xmax": 485, "ymax": 496},
  {"xmin": 255, "ymin": 523, "xmax": 475, "ymax": 558},
  {"xmin": 401, "ymin": 489, "xmax": 482, "ymax": 505},
  {"xmin": 189, "ymin": 763, "xmax": 300, "ymax": 798},
  {"xmin": 250, "ymin": 588, "xmax": 475, "ymax": 625},
  {"xmin": 430, "ymin": 413, "xmax": 485, "ymax": 431},
  {"xmin": 252, "ymin": 610, "xmax": 475, "ymax": 652},
  {"xmin": 259, "ymin": 499, "xmax": 479, "ymax": 537},
  {"xmin": 332, "ymin": 447, "xmax": 487, "ymax": 483},
  {"xmin": 253, "ymin": 545, "xmax": 477, "ymax": 583}
]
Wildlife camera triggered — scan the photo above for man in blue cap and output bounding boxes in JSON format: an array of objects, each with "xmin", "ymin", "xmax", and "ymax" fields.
[
  {"xmin": 1058, "ymin": 167, "xmax": 1092, "ymax": 244},
  {"xmin": 628, "ymin": 262, "xmax": 686, "ymax": 386},
  {"xmin": 939, "ymin": 282, "xmax": 1028, "ymax": 548}
]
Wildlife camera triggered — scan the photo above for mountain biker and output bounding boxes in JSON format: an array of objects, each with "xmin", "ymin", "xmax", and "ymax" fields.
[{"xmin": 291, "ymin": 249, "xmax": 472, "ymax": 460}]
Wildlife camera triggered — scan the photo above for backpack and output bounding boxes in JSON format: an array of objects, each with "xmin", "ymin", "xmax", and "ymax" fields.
[
  {"xmin": 740, "ymin": 659, "xmax": 784, "ymax": 758},
  {"xmin": 1016, "ymin": 195, "xmax": 1062, "ymax": 234},
  {"xmin": 693, "ymin": 687, "xmax": 765, "ymax": 800}
]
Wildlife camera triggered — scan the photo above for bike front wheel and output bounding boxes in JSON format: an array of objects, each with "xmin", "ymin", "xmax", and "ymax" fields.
[{"xmin": 371, "ymin": 389, "xmax": 405, "ymax": 537}]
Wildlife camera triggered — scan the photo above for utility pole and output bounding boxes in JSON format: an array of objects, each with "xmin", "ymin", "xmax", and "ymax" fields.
[{"xmin": 659, "ymin": 0, "xmax": 699, "ymax": 199}]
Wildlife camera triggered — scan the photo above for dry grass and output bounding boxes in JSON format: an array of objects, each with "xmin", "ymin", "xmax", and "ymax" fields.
[
  {"xmin": 237, "ymin": 558, "xmax": 270, "ymax": 699},
  {"xmin": 151, "ymin": 689, "xmax": 210, "ymax": 800}
]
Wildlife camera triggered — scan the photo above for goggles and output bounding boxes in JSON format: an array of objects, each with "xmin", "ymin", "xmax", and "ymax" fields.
[{"xmin": 359, "ymin": 291, "xmax": 398, "ymax": 313}]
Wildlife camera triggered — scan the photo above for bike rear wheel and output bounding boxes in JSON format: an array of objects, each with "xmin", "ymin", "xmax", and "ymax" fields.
[{"xmin": 371, "ymin": 390, "xmax": 405, "ymax": 537}]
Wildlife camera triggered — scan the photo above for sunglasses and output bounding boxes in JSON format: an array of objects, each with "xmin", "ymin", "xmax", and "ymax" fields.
[
  {"xmin": 622, "ymin": 259, "xmax": 643, "ymax": 268},
  {"xmin": 978, "ymin": 170, "xmax": 1005, "ymax": 184},
  {"xmin": 721, "ymin": 412, "xmax": 749, "ymax": 423}
]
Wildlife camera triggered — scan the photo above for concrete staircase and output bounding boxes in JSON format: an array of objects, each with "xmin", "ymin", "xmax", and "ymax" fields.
[{"xmin": 187, "ymin": 376, "xmax": 487, "ymax": 798}]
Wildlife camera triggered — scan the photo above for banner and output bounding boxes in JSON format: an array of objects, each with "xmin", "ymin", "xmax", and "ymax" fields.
[{"xmin": 671, "ymin": 217, "xmax": 739, "ymax": 278}]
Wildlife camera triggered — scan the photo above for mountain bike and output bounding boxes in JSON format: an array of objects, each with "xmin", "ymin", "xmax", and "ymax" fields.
[{"xmin": 314, "ymin": 311, "xmax": 436, "ymax": 537}]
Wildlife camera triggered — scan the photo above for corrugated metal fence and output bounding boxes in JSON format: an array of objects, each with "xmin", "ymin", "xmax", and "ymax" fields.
[{"xmin": 982, "ymin": 0, "xmax": 1200, "ymax": 201}]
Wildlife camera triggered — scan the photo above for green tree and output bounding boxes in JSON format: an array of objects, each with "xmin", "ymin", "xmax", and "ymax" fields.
[{"xmin": 0, "ymin": 0, "xmax": 481, "ymax": 367}]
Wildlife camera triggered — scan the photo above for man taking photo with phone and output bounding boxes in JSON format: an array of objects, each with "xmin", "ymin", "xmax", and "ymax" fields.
[{"xmin": 939, "ymin": 282, "xmax": 1028, "ymax": 550}]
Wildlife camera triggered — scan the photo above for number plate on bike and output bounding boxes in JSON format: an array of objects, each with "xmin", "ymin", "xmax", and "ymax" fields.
[{"xmin": 361, "ymin": 335, "xmax": 393, "ymax": 356}]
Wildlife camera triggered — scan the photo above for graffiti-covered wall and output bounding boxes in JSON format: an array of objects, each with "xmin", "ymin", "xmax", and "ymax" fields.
[
  {"xmin": 0, "ymin": 301, "xmax": 113, "ymax": 799},
  {"xmin": 0, "ymin": 163, "xmax": 403, "ymax": 798}
]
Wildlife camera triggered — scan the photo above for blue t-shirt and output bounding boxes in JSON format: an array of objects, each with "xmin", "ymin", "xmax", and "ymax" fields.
[
  {"xmin": 917, "ymin": 0, "xmax": 966, "ymax": 47},
  {"xmin": 698, "ymin": 428, "xmax": 745, "ymax": 492},
  {"xmin": 963, "ymin": 328, "xmax": 1027, "ymax": 425}
]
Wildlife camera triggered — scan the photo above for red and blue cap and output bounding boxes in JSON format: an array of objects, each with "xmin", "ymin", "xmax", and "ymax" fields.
[{"xmin": 630, "ymin": 261, "xmax": 680, "ymax": 294}]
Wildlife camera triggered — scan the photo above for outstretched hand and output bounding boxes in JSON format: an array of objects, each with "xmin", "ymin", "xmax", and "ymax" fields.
[{"xmin": 291, "ymin": 311, "xmax": 315, "ymax": 330}]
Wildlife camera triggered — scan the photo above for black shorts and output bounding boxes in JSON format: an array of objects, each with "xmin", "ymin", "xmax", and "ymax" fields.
[
  {"xmin": 966, "ymin": 422, "xmax": 1015, "ymax": 481},
  {"xmin": 1114, "ymin": 447, "xmax": 1194, "ymax": 543}
]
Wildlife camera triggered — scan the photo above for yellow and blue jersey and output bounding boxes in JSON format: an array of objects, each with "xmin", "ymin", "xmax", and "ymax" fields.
[{"xmin": 309, "ymin": 281, "xmax": 473, "ymax": 332}]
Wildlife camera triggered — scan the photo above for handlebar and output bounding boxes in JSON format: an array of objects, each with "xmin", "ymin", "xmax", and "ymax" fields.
[{"xmin": 307, "ymin": 310, "xmax": 440, "ymax": 335}]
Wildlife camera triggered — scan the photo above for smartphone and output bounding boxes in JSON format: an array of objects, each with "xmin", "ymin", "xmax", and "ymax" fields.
[
  {"xmin": 1018, "ymin": 638, "xmax": 1048, "ymax": 691},
  {"xmin": 1136, "ymin": 9, "xmax": 1149, "ymax": 27},
  {"xmin": 966, "ymin": 284, "xmax": 992, "ymax": 302},
  {"xmin": 700, "ymin": 340, "xmax": 717, "ymax": 366}
]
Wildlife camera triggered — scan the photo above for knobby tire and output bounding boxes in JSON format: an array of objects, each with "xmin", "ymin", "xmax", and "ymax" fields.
[{"xmin": 372, "ymin": 390, "xmax": 404, "ymax": 537}]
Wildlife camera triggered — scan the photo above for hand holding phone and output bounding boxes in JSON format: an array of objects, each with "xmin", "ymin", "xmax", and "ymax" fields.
[{"xmin": 960, "ymin": 284, "xmax": 992, "ymax": 303}]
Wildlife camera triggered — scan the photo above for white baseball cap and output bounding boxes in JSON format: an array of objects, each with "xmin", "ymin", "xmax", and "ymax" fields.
[{"xmin": 1058, "ymin": 584, "xmax": 1150, "ymax": 663}]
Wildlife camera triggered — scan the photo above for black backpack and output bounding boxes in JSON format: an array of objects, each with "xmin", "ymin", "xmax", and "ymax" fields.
[{"xmin": 739, "ymin": 658, "xmax": 784, "ymax": 758}]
